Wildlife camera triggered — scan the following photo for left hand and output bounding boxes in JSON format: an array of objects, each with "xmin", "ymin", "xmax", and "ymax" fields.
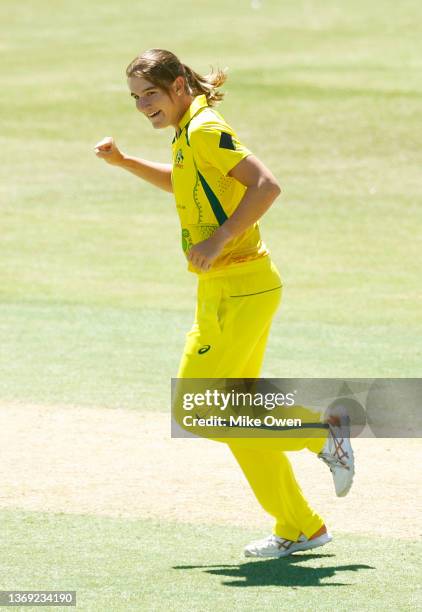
[{"xmin": 187, "ymin": 230, "xmax": 229, "ymax": 272}]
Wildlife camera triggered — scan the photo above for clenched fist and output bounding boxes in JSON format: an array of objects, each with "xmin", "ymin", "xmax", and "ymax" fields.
[{"xmin": 94, "ymin": 136, "xmax": 125, "ymax": 166}]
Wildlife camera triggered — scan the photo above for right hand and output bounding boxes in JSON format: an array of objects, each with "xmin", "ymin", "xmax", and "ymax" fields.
[{"xmin": 94, "ymin": 136, "xmax": 125, "ymax": 166}]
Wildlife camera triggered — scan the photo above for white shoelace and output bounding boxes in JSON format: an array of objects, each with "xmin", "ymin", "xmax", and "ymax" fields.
[
  {"xmin": 318, "ymin": 452, "xmax": 346, "ymax": 471},
  {"xmin": 319, "ymin": 422, "xmax": 350, "ymax": 467}
]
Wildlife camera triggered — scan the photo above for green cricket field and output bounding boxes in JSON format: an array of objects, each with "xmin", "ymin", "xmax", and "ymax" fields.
[{"xmin": 1, "ymin": 0, "xmax": 421, "ymax": 610}]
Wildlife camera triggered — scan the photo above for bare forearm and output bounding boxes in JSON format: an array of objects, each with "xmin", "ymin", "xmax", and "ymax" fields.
[
  {"xmin": 214, "ymin": 182, "xmax": 281, "ymax": 245},
  {"xmin": 117, "ymin": 156, "xmax": 173, "ymax": 193}
]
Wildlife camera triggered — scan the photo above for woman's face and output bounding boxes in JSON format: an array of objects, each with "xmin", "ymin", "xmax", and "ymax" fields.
[{"xmin": 128, "ymin": 75, "xmax": 186, "ymax": 129}]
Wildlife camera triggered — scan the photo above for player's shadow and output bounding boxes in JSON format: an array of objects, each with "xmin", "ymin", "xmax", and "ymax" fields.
[{"xmin": 173, "ymin": 553, "xmax": 374, "ymax": 588}]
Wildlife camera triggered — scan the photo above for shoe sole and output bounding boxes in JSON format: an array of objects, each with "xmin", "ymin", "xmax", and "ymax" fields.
[
  {"xmin": 335, "ymin": 419, "xmax": 355, "ymax": 497},
  {"xmin": 337, "ymin": 450, "xmax": 355, "ymax": 497},
  {"xmin": 244, "ymin": 533, "xmax": 333, "ymax": 558},
  {"xmin": 327, "ymin": 411, "xmax": 355, "ymax": 497}
]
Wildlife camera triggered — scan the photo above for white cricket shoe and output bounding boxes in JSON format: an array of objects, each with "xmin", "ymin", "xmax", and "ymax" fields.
[
  {"xmin": 244, "ymin": 532, "xmax": 333, "ymax": 558},
  {"xmin": 318, "ymin": 407, "xmax": 355, "ymax": 497}
]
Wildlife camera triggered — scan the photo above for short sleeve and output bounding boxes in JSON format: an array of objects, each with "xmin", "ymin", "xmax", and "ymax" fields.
[{"xmin": 189, "ymin": 124, "xmax": 252, "ymax": 176}]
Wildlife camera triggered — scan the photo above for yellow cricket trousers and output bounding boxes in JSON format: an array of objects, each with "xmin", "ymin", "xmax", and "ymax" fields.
[{"xmin": 176, "ymin": 256, "xmax": 327, "ymax": 540}]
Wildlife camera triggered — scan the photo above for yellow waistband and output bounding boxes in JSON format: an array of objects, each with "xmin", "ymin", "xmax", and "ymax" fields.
[{"xmin": 196, "ymin": 254, "xmax": 272, "ymax": 280}]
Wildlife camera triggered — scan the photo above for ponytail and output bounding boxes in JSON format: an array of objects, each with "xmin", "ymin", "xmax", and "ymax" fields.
[{"xmin": 182, "ymin": 64, "xmax": 227, "ymax": 105}]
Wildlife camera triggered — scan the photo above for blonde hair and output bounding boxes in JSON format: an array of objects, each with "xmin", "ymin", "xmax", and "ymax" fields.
[{"xmin": 126, "ymin": 48, "xmax": 227, "ymax": 106}]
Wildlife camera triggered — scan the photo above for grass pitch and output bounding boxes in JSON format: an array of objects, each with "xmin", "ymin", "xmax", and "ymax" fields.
[
  {"xmin": 1, "ymin": 509, "xmax": 420, "ymax": 611},
  {"xmin": 1, "ymin": 0, "xmax": 421, "ymax": 408}
]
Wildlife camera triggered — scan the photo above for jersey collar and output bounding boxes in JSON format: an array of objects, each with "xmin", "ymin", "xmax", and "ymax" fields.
[{"xmin": 177, "ymin": 94, "xmax": 208, "ymax": 134}]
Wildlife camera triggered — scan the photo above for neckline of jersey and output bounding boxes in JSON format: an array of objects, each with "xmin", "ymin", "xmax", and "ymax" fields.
[{"xmin": 175, "ymin": 94, "xmax": 208, "ymax": 139}]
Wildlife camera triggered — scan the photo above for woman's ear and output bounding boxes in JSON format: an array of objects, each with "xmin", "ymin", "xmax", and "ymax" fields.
[{"xmin": 173, "ymin": 75, "xmax": 186, "ymax": 96}]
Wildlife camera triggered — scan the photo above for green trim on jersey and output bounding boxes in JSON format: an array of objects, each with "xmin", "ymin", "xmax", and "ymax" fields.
[{"xmin": 197, "ymin": 170, "xmax": 228, "ymax": 225}]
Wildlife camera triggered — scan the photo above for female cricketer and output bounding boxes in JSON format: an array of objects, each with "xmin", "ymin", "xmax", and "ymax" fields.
[{"xmin": 95, "ymin": 48, "xmax": 354, "ymax": 558}]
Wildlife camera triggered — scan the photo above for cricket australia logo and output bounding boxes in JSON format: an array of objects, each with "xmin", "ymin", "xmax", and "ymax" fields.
[
  {"xmin": 175, "ymin": 148, "xmax": 184, "ymax": 168},
  {"xmin": 182, "ymin": 228, "xmax": 193, "ymax": 254}
]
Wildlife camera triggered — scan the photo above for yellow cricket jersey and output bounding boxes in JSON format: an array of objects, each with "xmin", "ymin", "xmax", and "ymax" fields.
[{"xmin": 171, "ymin": 94, "xmax": 269, "ymax": 274}]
